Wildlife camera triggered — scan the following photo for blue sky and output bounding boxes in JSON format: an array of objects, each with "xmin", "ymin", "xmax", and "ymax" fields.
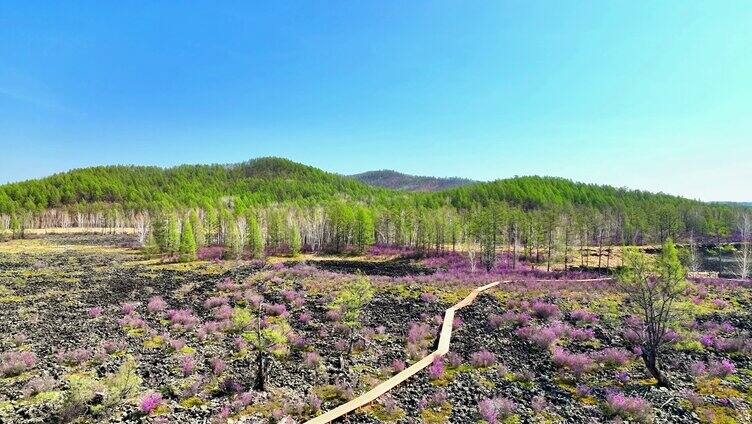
[{"xmin": 1, "ymin": 1, "xmax": 751, "ymax": 201}]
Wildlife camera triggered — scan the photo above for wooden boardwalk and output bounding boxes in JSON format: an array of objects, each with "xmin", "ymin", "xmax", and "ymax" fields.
[
  {"xmin": 304, "ymin": 281, "xmax": 501, "ymax": 424},
  {"xmin": 304, "ymin": 277, "xmax": 613, "ymax": 423}
]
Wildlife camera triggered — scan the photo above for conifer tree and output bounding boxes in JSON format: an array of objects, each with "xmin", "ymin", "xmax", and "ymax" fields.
[
  {"xmin": 9, "ymin": 214, "xmax": 21, "ymax": 239},
  {"xmin": 144, "ymin": 227, "xmax": 160, "ymax": 256},
  {"xmin": 179, "ymin": 219, "xmax": 197, "ymax": 262},
  {"xmin": 246, "ymin": 212, "xmax": 265, "ymax": 259},
  {"xmin": 288, "ymin": 224, "xmax": 302, "ymax": 257},
  {"xmin": 353, "ymin": 206, "xmax": 375, "ymax": 254},
  {"xmin": 618, "ymin": 239, "xmax": 685, "ymax": 387},
  {"xmin": 166, "ymin": 213, "xmax": 180, "ymax": 254},
  {"xmin": 224, "ymin": 219, "xmax": 242, "ymax": 260},
  {"xmin": 189, "ymin": 210, "xmax": 206, "ymax": 248}
]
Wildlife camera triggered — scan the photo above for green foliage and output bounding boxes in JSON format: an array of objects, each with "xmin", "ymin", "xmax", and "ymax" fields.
[
  {"xmin": 353, "ymin": 206, "xmax": 375, "ymax": 254},
  {"xmin": 62, "ymin": 356, "xmax": 142, "ymax": 419},
  {"xmin": 330, "ymin": 275, "xmax": 374, "ymax": 329},
  {"xmin": 0, "ymin": 157, "xmax": 742, "ymax": 248},
  {"xmin": 618, "ymin": 240, "xmax": 687, "ymax": 387},
  {"xmin": 230, "ymin": 307, "xmax": 253, "ymax": 333},
  {"xmin": 223, "ymin": 218, "xmax": 242, "ymax": 260},
  {"xmin": 288, "ymin": 224, "xmax": 302, "ymax": 257},
  {"xmin": 189, "ymin": 210, "xmax": 205, "ymax": 248},
  {"xmin": 656, "ymin": 238, "xmax": 686, "ymax": 287},
  {"xmin": 166, "ymin": 214, "xmax": 180, "ymax": 254},
  {"xmin": 144, "ymin": 229, "xmax": 159, "ymax": 256},
  {"xmin": 179, "ymin": 219, "xmax": 197, "ymax": 262},
  {"xmin": 246, "ymin": 212, "xmax": 264, "ymax": 259},
  {"xmin": 243, "ymin": 318, "xmax": 291, "ymax": 357}
]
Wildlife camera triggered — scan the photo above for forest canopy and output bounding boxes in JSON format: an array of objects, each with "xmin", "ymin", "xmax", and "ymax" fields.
[{"xmin": 0, "ymin": 157, "xmax": 742, "ymax": 247}]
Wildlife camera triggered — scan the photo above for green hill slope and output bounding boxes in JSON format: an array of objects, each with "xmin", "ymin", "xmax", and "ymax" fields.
[{"xmin": 0, "ymin": 157, "xmax": 739, "ymax": 242}]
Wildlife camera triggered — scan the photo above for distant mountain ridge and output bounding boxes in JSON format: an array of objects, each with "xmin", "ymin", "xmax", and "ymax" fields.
[{"xmin": 351, "ymin": 170, "xmax": 476, "ymax": 192}]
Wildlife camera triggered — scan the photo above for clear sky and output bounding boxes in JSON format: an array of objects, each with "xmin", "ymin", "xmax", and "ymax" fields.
[{"xmin": 1, "ymin": 1, "xmax": 751, "ymax": 201}]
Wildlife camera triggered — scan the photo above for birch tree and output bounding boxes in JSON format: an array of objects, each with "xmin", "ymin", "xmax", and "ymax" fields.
[{"xmin": 736, "ymin": 213, "xmax": 751, "ymax": 279}]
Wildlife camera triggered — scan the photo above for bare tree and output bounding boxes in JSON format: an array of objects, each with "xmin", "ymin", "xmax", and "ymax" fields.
[
  {"xmin": 467, "ymin": 242, "xmax": 478, "ymax": 274},
  {"xmin": 737, "ymin": 213, "xmax": 752, "ymax": 279},
  {"xmin": 686, "ymin": 232, "xmax": 701, "ymax": 273},
  {"xmin": 132, "ymin": 211, "xmax": 149, "ymax": 247},
  {"xmin": 618, "ymin": 239, "xmax": 685, "ymax": 388}
]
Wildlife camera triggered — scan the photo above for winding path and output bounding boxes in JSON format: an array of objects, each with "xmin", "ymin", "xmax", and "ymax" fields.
[
  {"xmin": 304, "ymin": 281, "xmax": 500, "ymax": 424},
  {"xmin": 305, "ymin": 277, "xmax": 613, "ymax": 423}
]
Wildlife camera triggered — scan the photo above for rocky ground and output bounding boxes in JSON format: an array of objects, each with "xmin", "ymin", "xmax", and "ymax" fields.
[{"xmin": 0, "ymin": 235, "xmax": 750, "ymax": 423}]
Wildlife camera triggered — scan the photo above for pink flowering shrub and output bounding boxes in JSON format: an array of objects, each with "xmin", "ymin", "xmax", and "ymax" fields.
[
  {"xmin": 334, "ymin": 339, "xmax": 348, "ymax": 352},
  {"xmin": 0, "ymin": 351, "xmax": 37, "ymax": 377},
  {"xmin": 604, "ymin": 391, "xmax": 652, "ymax": 422},
  {"xmin": 325, "ymin": 308, "xmax": 343, "ymax": 322},
  {"xmin": 531, "ymin": 301, "xmax": 561, "ymax": 320},
  {"xmin": 197, "ymin": 246, "xmax": 224, "ymax": 260},
  {"xmin": 100, "ymin": 339, "xmax": 125, "ymax": 354},
  {"xmin": 570, "ymin": 308, "xmax": 599, "ymax": 324},
  {"xmin": 594, "ymin": 348, "xmax": 632, "ymax": 368},
  {"xmin": 391, "ymin": 358, "xmax": 406, "ymax": 373},
  {"xmin": 304, "ymin": 351, "xmax": 322, "ymax": 369},
  {"xmin": 500, "ymin": 311, "xmax": 532, "ymax": 328},
  {"xmin": 406, "ymin": 322, "xmax": 434, "ymax": 358},
  {"xmin": 120, "ymin": 302, "xmax": 138, "ymax": 315},
  {"xmin": 470, "ymin": 349, "xmax": 497, "ymax": 368},
  {"xmin": 22, "ymin": 375, "xmax": 56, "ymax": 398},
  {"xmin": 298, "ymin": 311, "xmax": 312, "ymax": 324},
  {"xmin": 515, "ymin": 326, "xmax": 558, "ymax": 348},
  {"xmin": 88, "ymin": 306, "xmax": 103, "ymax": 318},
  {"xmin": 551, "ymin": 348, "xmax": 594, "ymax": 377},
  {"xmin": 446, "ymin": 351, "xmax": 463, "ymax": 368},
  {"xmin": 118, "ymin": 314, "xmax": 147, "ymax": 330},
  {"xmin": 166, "ymin": 309, "xmax": 200, "ymax": 330},
  {"xmin": 147, "ymin": 296, "xmax": 168, "ymax": 313},
  {"xmin": 219, "ymin": 377, "xmax": 244, "ymax": 395},
  {"xmin": 196, "ymin": 321, "xmax": 224, "ymax": 341},
  {"xmin": 56, "ymin": 348, "xmax": 90, "ymax": 366},
  {"xmin": 709, "ymin": 358, "xmax": 736, "ymax": 378},
  {"xmin": 288, "ymin": 332, "xmax": 307, "ymax": 350},
  {"xmin": 712, "ymin": 298, "xmax": 730, "ymax": 309},
  {"xmin": 569, "ymin": 327, "xmax": 595, "ymax": 342},
  {"xmin": 210, "ymin": 357, "xmax": 226, "ymax": 376},
  {"xmin": 428, "ymin": 356, "xmax": 445, "ymax": 380},
  {"xmin": 478, "ymin": 397, "xmax": 516, "ymax": 423},
  {"xmin": 140, "ymin": 392, "xmax": 163, "ymax": 414},
  {"xmin": 246, "ymin": 293, "xmax": 263, "ymax": 308},
  {"xmin": 213, "ymin": 304, "xmax": 234, "ymax": 321},
  {"xmin": 181, "ymin": 355, "xmax": 196, "ymax": 377},
  {"xmin": 264, "ymin": 303, "xmax": 288, "ymax": 317},
  {"xmin": 233, "ymin": 337, "xmax": 248, "ymax": 352},
  {"xmin": 420, "ymin": 292, "xmax": 439, "ymax": 303},
  {"xmin": 204, "ymin": 296, "xmax": 229, "ymax": 309}
]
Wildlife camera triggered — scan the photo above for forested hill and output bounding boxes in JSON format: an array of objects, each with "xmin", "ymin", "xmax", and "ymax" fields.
[
  {"xmin": 351, "ymin": 170, "xmax": 475, "ymax": 191},
  {"xmin": 0, "ymin": 157, "xmax": 740, "ymax": 241},
  {"xmin": 0, "ymin": 158, "xmax": 394, "ymax": 212}
]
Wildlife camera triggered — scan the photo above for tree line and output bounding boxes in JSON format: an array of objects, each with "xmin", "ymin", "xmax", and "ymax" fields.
[{"xmin": 0, "ymin": 158, "xmax": 746, "ymax": 262}]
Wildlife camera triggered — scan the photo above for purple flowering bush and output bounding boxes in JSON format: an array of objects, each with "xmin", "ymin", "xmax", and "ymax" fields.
[
  {"xmin": 0, "ymin": 351, "xmax": 37, "ymax": 377},
  {"xmin": 603, "ymin": 391, "xmax": 652, "ymax": 423}
]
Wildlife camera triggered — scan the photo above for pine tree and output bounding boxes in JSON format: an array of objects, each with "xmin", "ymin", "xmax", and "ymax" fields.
[
  {"xmin": 151, "ymin": 210, "xmax": 168, "ymax": 252},
  {"xmin": 246, "ymin": 212, "xmax": 265, "ymax": 259},
  {"xmin": 288, "ymin": 224, "xmax": 302, "ymax": 257},
  {"xmin": 189, "ymin": 210, "xmax": 205, "ymax": 248},
  {"xmin": 9, "ymin": 214, "xmax": 21, "ymax": 239},
  {"xmin": 224, "ymin": 219, "xmax": 242, "ymax": 260},
  {"xmin": 179, "ymin": 219, "xmax": 197, "ymax": 262},
  {"xmin": 353, "ymin": 207, "xmax": 375, "ymax": 254},
  {"xmin": 618, "ymin": 239, "xmax": 686, "ymax": 388},
  {"xmin": 166, "ymin": 213, "xmax": 180, "ymax": 254},
  {"xmin": 144, "ymin": 228, "xmax": 160, "ymax": 256}
]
